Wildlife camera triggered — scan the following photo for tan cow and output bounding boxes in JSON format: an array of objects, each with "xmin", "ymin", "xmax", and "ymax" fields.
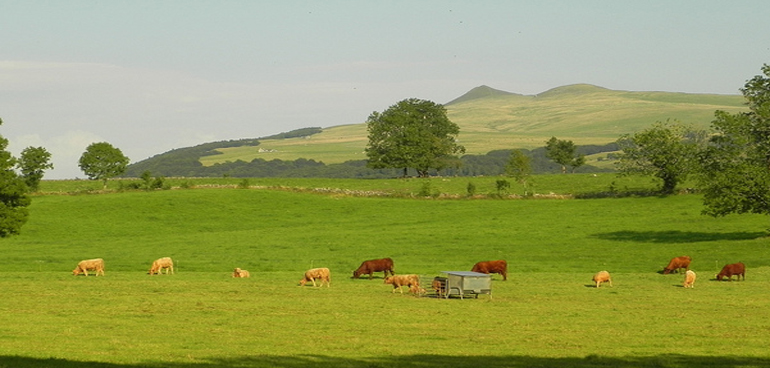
[
  {"xmin": 299, "ymin": 267, "xmax": 331, "ymax": 287},
  {"xmin": 232, "ymin": 268, "xmax": 250, "ymax": 278},
  {"xmin": 384, "ymin": 274, "xmax": 420, "ymax": 294},
  {"xmin": 683, "ymin": 270, "xmax": 696, "ymax": 288},
  {"xmin": 72, "ymin": 258, "xmax": 105, "ymax": 276},
  {"xmin": 592, "ymin": 270, "xmax": 612, "ymax": 288},
  {"xmin": 148, "ymin": 257, "xmax": 174, "ymax": 275}
]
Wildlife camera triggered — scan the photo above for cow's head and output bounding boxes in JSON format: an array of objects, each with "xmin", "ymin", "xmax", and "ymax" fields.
[
  {"xmin": 352, "ymin": 270, "xmax": 360, "ymax": 278},
  {"xmin": 72, "ymin": 269, "xmax": 81, "ymax": 276}
]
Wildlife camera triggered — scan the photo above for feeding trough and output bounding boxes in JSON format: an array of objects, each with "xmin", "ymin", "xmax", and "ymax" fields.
[{"xmin": 435, "ymin": 271, "xmax": 492, "ymax": 299}]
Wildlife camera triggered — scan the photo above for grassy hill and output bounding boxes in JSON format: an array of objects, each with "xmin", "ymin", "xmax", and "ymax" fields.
[{"xmin": 200, "ymin": 84, "xmax": 746, "ymax": 166}]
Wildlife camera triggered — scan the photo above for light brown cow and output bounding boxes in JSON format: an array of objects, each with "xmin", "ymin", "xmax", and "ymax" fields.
[
  {"xmin": 232, "ymin": 268, "xmax": 250, "ymax": 278},
  {"xmin": 683, "ymin": 270, "xmax": 696, "ymax": 288},
  {"xmin": 148, "ymin": 257, "xmax": 174, "ymax": 275},
  {"xmin": 384, "ymin": 274, "xmax": 420, "ymax": 294},
  {"xmin": 663, "ymin": 256, "xmax": 691, "ymax": 274},
  {"xmin": 72, "ymin": 258, "xmax": 105, "ymax": 276},
  {"xmin": 299, "ymin": 267, "xmax": 331, "ymax": 287},
  {"xmin": 592, "ymin": 270, "xmax": 612, "ymax": 288}
]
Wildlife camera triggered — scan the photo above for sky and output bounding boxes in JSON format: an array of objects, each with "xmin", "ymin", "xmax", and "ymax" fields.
[{"xmin": 1, "ymin": 1, "xmax": 769, "ymax": 179}]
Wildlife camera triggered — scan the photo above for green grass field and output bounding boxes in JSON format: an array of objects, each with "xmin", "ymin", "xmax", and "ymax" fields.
[{"xmin": 1, "ymin": 176, "xmax": 769, "ymax": 367}]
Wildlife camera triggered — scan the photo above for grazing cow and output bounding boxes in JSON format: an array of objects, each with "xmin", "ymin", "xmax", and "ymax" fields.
[
  {"xmin": 148, "ymin": 257, "xmax": 174, "ymax": 275},
  {"xmin": 663, "ymin": 256, "xmax": 691, "ymax": 274},
  {"xmin": 592, "ymin": 270, "xmax": 612, "ymax": 288},
  {"xmin": 384, "ymin": 274, "xmax": 420, "ymax": 294},
  {"xmin": 471, "ymin": 260, "xmax": 508, "ymax": 281},
  {"xmin": 352, "ymin": 258, "xmax": 394, "ymax": 279},
  {"xmin": 716, "ymin": 262, "xmax": 745, "ymax": 281},
  {"xmin": 232, "ymin": 268, "xmax": 250, "ymax": 278},
  {"xmin": 432, "ymin": 277, "xmax": 447, "ymax": 298},
  {"xmin": 300, "ymin": 267, "xmax": 331, "ymax": 287},
  {"xmin": 683, "ymin": 270, "xmax": 696, "ymax": 288},
  {"xmin": 72, "ymin": 258, "xmax": 105, "ymax": 276}
]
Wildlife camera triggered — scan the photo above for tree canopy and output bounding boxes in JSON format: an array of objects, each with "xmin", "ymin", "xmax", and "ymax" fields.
[
  {"xmin": 616, "ymin": 120, "xmax": 706, "ymax": 194},
  {"xmin": 365, "ymin": 98, "xmax": 465, "ymax": 177},
  {"xmin": 0, "ymin": 118, "xmax": 31, "ymax": 237},
  {"xmin": 698, "ymin": 64, "xmax": 770, "ymax": 216},
  {"xmin": 18, "ymin": 146, "xmax": 53, "ymax": 192},
  {"xmin": 79, "ymin": 142, "xmax": 130, "ymax": 188},
  {"xmin": 544, "ymin": 137, "xmax": 585, "ymax": 173}
]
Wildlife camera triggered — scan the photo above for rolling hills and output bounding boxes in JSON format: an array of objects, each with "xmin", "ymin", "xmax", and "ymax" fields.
[{"xmin": 128, "ymin": 84, "xmax": 747, "ymax": 176}]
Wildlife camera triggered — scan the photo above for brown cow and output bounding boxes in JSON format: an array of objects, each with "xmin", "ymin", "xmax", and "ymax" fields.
[
  {"xmin": 471, "ymin": 260, "xmax": 507, "ymax": 281},
  {"xmin": 716, "ymin": 262, "xmax": 745, "ymax": 281},
  {"xmin": 432, "ymin": 277, "xmax": 447, "ymax": 298},
  {"xmin": 232, "ymin": 268, "xmax": 250, "ymax": 278},
  {"xmin": 592, "ymin": 270, "xmax": 612, "ymax": 288},
  {"xmin": 300, "ymin": 267, "xmax": 331, "ymax": 287},
  {"xmin": 663, "ymin": 256, "xmax": 691, "ymax": 274},
  {"xmin": 148, "ymin": 257, "xmax": 174, "ymax": 275},
  {"xmin": 352, "ymin": 258, "xmax": 394, "ymax": 279},
  {"xmin": 683, "ymin": 270, "xmax": 696, "ymax": 288},
  {"xmin": 384, "ymin": 274, "xmax": 420, "ymax": 294},
  {"xmin": 72, "ymin": 258, "xmax": 105, "ymax": 276}
]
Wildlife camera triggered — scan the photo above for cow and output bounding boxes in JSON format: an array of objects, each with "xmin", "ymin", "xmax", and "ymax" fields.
[
  {"xmin": 148, "ymin": 257, "xmax": 174, "ymax": 275},
  {"xmin": 683, "ymin": 270, "xmax": 696, "ymax": 288},
  {"xmin": 232, "ymin": 268, "xmax": 250, "ymax": 278},
  {"xmin": 471, "ymin": 260, "xmax": 507, "ymax": 281},
  {"xmin": 432, "ymin": 277, "xmax": 447, "ymax": 298},
  {"xmin": 716, "ymin": 262, "xmax": 745, "ymax": 281},
  {"xmin": 663, "ymin": 256, "xmax": 691, "ymax": 274},
  {"xmin": 384, "ymin": 274, "xmax": 420, "ymax": 294},
  {"xmin": 592, "ymin": 270, "xmax": 612, "ymax": 288},
  {"xmin": 300, "ymin": 267, "xmax": 331, "ymax": 287},
  {"xmin": 352, "ymin": 258, "xmax": 394, "ymax": 279},
  {"xmin": 72, "ymin": 258, "xmax": 105, "ymax": 276}
]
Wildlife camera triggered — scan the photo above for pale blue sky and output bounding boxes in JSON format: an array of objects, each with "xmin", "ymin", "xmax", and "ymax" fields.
[{"xmin": 1, "ymin": 1, "xmax": 769, "ymax": 178}]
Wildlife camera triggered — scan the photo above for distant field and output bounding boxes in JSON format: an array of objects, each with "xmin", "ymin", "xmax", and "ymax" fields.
[
  {"xmin": 200, "ymin": 85, "xmax": 746, "ymax": 166},
  {"xmin": 2, "ymin": 177, "xmax": 769, "ymax": 367}
]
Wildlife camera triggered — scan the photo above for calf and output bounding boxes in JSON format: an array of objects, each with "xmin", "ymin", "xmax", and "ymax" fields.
[
  {"xmin": 663, "ymin": 256, "xmax": 691, "ymax": 274},
  {"xmin": 683, "ymin": 270, "xmax": 696, "ymax": 288},
  {"xmin": 384, "ymin": 274, "xmax": 420, "ymax": 294},
  {"xmin": 471, "ymin": 260, "xmax": 507, "ymax": 281},
  {"xmin": 148, "ymin": 257, "xmax": 174, "ymax": 275},
  {"xmin": 232, "ymin": 268, "xmax": 250, "ymax": 278},
  {"xmin": 72, "ymin": 258, "xmax": 105, "ymax": 276},
  {"xmin": 432, "ymin": 277, "xmax": 447, "ymax": 298},
  {"xmin": 352, "ymin": 258, "xmax": 394, "ymax": 279},
  {"xmin": 592, "ymin": 270, "xmax": 612, "ymax": 288},
  {"xmin": 716, "ymin": 262, "xmax": 745, "ymax": 281},
  {"xmin": 300, "ymin": 267, "xmax": 331, "ymax": 287}
]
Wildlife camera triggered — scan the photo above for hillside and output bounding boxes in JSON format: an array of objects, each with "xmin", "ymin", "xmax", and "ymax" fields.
[{"xmin": 127, "ymin": 84, "xmax": 747, "ymax": 177}]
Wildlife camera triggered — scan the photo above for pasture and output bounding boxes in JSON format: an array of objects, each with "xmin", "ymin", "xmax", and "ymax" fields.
[{"xmin": 1, "ymin": 176, "xmax": 770, "ymax": 367}]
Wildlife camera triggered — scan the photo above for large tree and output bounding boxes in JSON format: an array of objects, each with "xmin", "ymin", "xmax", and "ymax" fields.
[
  {"xmin": 78, "ymin": 142, "xmax": 130, "ymax": 188},
  {"xmin": 616, "ymin": 120, "xmax": 706, "ymax": 194},
  {"xmin": 0, "ymin": 118, "xmax": 31, "ymax": 237},
  {"xmin": 698, "ymin": 64, "xmax": 770, "ymax": 217},
  {"xmin": 365, "ymin": 98, "xmax": 465, "ymax": 177},
  {"xmin": 18, "ymin": 146, "xmax": 53, "ymax": 192},
  {"xmin": 544, "ymin": 137, "xmax": 585, "ymax": 173}
]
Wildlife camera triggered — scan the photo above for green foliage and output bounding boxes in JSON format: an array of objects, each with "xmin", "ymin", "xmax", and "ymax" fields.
[
  {"xmin": 0, "ymin": 120, "xmax": 30, "ymax": 237},
  {"xmin": 366, "ymin": 98, "xmax": 465, "ymax": 177},
  {"xmin": 495, "ymin": 179, "xmax": 510, "ymax": 196},
  {"xmin": 544, "ymin": 137, "xmax": 586, "ymax": 173},
  {"xmin": 78, "ymin": 142, "xmax": 130, "ymax": 188},
  {"xmin": 17, "ymin": 146, "xmax": 53, "ymax": 192},
  {"xmin": 505, "ymin": 149, "xmax": 532, "ymax": 195},
  {"xmin": 466, "ymin": 181, "xmax": 476, "ymax": 196},
  {"xmin": 616, "ymin": 120, "xmax": 706, "ymax": 194},
  {"xmin": 699, "ymin": 64, "xmax": 770, "ymax": 217}
]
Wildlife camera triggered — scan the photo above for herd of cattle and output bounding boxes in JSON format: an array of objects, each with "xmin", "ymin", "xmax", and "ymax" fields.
[{"xmin": 72, "ymin": 255, "xmax": 747, "ymax": 293}]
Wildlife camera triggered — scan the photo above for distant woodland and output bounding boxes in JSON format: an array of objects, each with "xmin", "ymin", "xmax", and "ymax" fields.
[{"xmin": 124, "ymin": 129, "xmax": 618, "ymax": 178}]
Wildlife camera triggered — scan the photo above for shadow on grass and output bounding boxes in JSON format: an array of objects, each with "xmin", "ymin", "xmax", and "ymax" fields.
[
  {"xmin": 3, "ymin": 354, "xmax": 770, "ymax": 368},
  {"xmin": 592, "ymin": 230, "xmax": 766, "ymax": 243}
]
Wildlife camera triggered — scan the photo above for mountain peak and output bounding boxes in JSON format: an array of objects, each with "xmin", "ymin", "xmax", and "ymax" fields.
[{"xmin": 445, "ymin": 85, "xmax": 521, "ymax": 105}]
